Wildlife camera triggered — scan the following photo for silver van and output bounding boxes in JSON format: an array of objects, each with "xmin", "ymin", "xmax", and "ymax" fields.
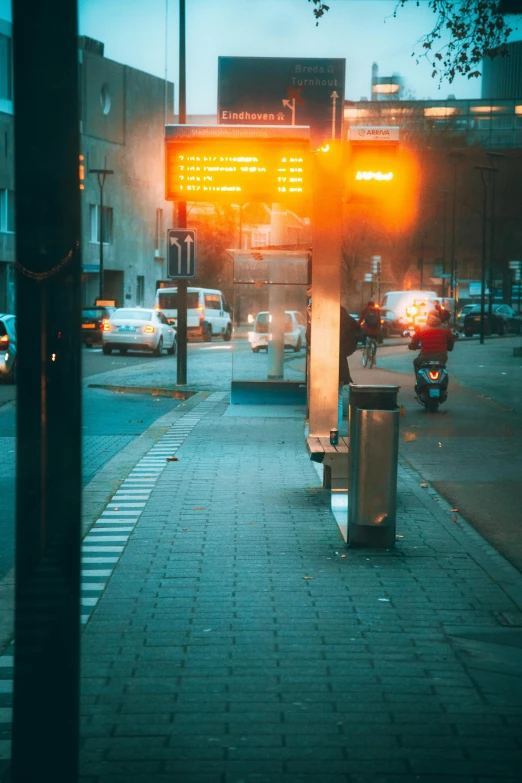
[{"xmin": 155, "ymin": 287, "xmax": 232, "ymax": 342}]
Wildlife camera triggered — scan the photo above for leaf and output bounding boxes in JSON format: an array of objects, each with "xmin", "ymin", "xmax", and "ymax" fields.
[
  {"xmin": 166, "ymin": 456, "xmax": 179, "ymax": 462},
  {"xmin": 420, "ymin": 483, "xmax": 429, "ymax": 488},
  {"xmin": 193, "ymin": 507, "xmax": 206, "ymax": 510},
  {"xmin": 341, "ymin": 554, "xmax": 347, "ymax": 558},
  {"xmin": 450, "ymin": 508, "xmax": 459, "ymax": 513},
  {"xmin": 303, "ymin": 576, "xmax": 313, "ymax": 580},
  {"xmin": 399, "ymin": 405, "xmax": 406, "ymax": 418},
  {"xmin": 403, "ymin": 432, "xmax": 416, "ymax": 442},
  {"xmin": 452, "ymin": 515, "xmax": 458, "ymax": 523}
]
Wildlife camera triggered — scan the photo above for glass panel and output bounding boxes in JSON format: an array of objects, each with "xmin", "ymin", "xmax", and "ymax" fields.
[{"xmin": 231, "ymin": 250, "xmax": 308, "ymax": 383}]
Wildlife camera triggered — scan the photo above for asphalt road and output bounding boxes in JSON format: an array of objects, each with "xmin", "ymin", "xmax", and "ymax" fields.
[{"xmin": 355, "ymin": 335, "xmax": 522, "ymax": 574}]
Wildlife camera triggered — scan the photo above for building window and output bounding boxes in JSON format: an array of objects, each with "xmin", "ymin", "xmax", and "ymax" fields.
[
  {"xmin": 0, "ymin": 189, "xmax": 15, "ymax": 233},
  {"xmin": 155, "ymin": 208, "xmax": 163, "ymax": 253},
  {"xmin": 0, "ymin": 34, "xmax": 13, "ymax": 102},
  {"xmin": 136, "ymin": 276, "xmax": 145, "ymax": 306},
  {"xmin": 89, "ymin": 204, "xmax": 113, "ymax": 243}
]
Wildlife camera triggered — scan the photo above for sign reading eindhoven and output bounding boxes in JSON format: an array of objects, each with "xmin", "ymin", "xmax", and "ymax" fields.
[
  {"xmin": 218, "ymin": 57, "xmax": 346, "ymax": 146},
  {"xmin": 165, "ymin": 124, "xmax": 310, "ymax": 203},
  {"xmin": 348, "ymin": 126, "xmax": 400, "ymax": 141}
]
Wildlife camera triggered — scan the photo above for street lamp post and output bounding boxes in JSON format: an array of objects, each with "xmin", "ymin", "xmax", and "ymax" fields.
[
  {"xmin": 89, "ymin": 167, "xmax": 113, "ymax": 300},
  {"xmin": 440, "ymin": 190, "xmax": 449, "ymax": 298},
  {"xmin": 475, "ymin": 165, "xmax": 497, "ymax": 345},
  {"xmin": 448, "ymin": 151, "xmax": 465, "ymax": 323},
  {"xmin": 486, "ymin": 151, "xmax": 505, "ymax": 316}
]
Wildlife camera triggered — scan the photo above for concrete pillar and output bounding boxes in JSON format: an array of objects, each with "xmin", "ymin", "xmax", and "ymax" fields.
[{"xmin": 309, "ymin": 145, "xmax": 343, "ymax": 436}]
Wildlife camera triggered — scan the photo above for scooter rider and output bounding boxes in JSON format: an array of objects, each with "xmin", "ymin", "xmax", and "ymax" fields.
[{"xmin": 408, "ymin": 309, "xmax": 455, "ymax": 375}]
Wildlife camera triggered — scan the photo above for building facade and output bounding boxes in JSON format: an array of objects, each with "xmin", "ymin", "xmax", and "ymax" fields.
[{"xmin": 0, "ymin": 25, "xmax": 174, "ymax": 313}]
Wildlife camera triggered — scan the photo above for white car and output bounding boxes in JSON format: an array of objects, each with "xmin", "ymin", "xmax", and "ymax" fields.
[
  {"xmin": 102, "ymin": 308, "xmax": 176, "ymax": 356},
  {"xmin": 249, "ymin": 310, "xmax": 307, "ymax": 353}
]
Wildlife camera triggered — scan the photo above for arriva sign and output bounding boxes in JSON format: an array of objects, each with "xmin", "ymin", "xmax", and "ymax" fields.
[{"xmin": 348, "ymin": 126, "xmax": 400, "ymax": 141}]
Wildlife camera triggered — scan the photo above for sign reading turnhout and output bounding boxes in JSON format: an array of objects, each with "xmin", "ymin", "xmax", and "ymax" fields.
[
  {"xmin": 218, "ymin": 57, "xmax": 346, "ymax": 146},
  {"xmin": 348, "ymin": 126, "xmax": 400, "ymax": 142}
]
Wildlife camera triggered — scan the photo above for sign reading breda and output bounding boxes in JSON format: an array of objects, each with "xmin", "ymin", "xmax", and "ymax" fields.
[
  {"xmin": 218, "ymin": 57, "xmax": 346, "ymax": 146},
  {"xmin": 167, "ymin": 228, "xmax": 197, "ymax": 279}
]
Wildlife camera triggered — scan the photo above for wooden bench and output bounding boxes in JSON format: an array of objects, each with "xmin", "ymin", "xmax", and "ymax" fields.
[{"xmin": 306, "ymin": 436, "xmax": 350, "ymax": 490}]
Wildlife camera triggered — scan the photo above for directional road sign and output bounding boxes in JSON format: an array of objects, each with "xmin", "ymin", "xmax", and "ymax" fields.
[{"xmin": 167, "ymin": 229, "xmax": 197, "ymax": 279}]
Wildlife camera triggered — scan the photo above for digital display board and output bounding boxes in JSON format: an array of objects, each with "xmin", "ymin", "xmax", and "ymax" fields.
[{"xmin": 165, "ymin": 125, "xmax": 310, "ymax": 203}]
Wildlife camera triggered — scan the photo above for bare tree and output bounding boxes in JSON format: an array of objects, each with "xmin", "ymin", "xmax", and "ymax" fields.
[{"xmin": 308, "ymin": 0, "xmax": 518, "ymax": 84}]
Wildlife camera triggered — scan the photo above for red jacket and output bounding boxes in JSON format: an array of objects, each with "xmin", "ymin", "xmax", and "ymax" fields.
[{"xmin": 409, "ymin": 312, "xmax": 454, "ymax": 354}]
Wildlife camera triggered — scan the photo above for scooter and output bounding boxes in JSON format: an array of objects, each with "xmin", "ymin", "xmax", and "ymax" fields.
[{"xmin": 414, "ymin": 361, "xmax": 449, "ymax": 412}]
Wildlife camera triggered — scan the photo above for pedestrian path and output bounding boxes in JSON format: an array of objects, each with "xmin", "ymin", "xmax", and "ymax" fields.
[{"xmin": 76, "ymin": 395, "xmax": 522, "ymax": 782}]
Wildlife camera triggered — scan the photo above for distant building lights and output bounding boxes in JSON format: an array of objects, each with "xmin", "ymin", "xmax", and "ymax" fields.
[
  {"xmin": 424, "ymin": 107, "xmax": 459, "ymax": 118},
  {"xmin": 372, "ymin": 83, "xmax": 400, "ymax": 94}
]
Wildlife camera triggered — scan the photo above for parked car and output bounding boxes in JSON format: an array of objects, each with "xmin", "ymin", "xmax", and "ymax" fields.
[
  {"xmin": 249, "ymin": 310, "xmax": 307, "ymax": 353},
  {"xmin": 456, "ymin": 303, "xmax": 475, "ymax": 330},
  {"xmin": 0, "ymin": 314, "xmax": 17, "ymax": 384},
  {"xmin": 102, "ymin": 308, "xmax": 176, "ymax": 356},
  {"xmin": 81, "ymin": 305, "xmax": 116, "ymax": 346},
  {"xmin": 462, "ymin": 304, "xmax": 522, "ymax": 337},
  {"xmin": 380, "ymin": 308, "xmax": 410, "ymax": 338},
  {"xmin": 155, "ymin": 286, "xmax": 232, "ymax": 342}
]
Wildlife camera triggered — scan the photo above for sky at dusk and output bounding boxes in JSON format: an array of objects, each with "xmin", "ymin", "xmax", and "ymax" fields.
[{"xmin": 3, "ymin": 0, "xmax": 521, "ymax": 112}]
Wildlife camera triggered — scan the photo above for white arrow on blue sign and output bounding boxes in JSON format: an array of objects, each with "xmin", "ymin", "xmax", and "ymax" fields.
[{"xmin": 167, "ymin": 229, "xmax": 197, "ymax": 279}]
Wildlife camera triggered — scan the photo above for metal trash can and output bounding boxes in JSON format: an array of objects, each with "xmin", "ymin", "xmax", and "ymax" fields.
[{"xmin": 347, "ymin": 385, "xmax": 400, "ymax": 548}]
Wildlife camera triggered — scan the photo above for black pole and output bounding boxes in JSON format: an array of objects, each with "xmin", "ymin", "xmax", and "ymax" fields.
[
  {"xmin": 10, "ymin": 0, "xmax": 82, "ymax": 780},
  {"xmin": 176, "ymin": 0, "xmax": 188, "ymax": 385},
  {"xmin": 475, "ymin": 166, "xmax": 492, "ymax": 346},
  {"xmin": 99, "ymin": 176, "xmax": 104, "ymax": 299},
  {"xmin": 449, "ymin": 165, "xmax": 457, "ymax": 301},
  {"xmin": 441, "ymin": 190, "xmax": 448, "ymax": 298},
  {"xmin": 488, "ymin": 172, "xmax": 495, "ymax": 317}
]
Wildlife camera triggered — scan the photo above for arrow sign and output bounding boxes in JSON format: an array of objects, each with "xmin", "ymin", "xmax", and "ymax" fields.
[{"xmin": 167, "ymin": 229, "xmax": 197, "ymax": 279}]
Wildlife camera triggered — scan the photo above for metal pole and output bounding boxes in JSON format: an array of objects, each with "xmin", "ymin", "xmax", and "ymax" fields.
[
  {"xmin": 480, "ymin": 174, "xmax": 487, "ymax": 345},
  {"xmin": 176, "ymin": 0, "xmax": 188, "ymax": 385},
  {"xmin": 441, "ymin": 190, "xmax": 448, "ymax": 298},
  {"xmin": 475, "ymin": 166, "xmax": 495, "ymax": 346},
  {"xmin": 99, "ymin": 176, "xmax": 104, "ymax": 300},
  {"xmin": 11, "ymin": 0, "xmax": 82, "ymax": 779},
  {"xmin": 450, "ymin": 164, "xmax": 457, "ymax": 302}
]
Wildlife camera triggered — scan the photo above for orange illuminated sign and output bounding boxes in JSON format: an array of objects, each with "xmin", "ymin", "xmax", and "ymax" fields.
[{"xmin": 165, "ymin": 125, "xmax": 310, "ymax": 203}]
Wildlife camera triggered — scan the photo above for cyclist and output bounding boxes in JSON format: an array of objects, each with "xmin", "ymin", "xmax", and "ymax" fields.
[
  {"xmin": 433, "ymin": 299, "xmax": 451, "ymax": 324},
  {"xmin": 360, "ymin": 300, "xmax": 383, "ymax": 348}
]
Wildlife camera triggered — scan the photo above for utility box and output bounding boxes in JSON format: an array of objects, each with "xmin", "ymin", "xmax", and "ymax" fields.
[{"xmin": 348, "ymin": 385, "xmax": 400, "ymax": 548}]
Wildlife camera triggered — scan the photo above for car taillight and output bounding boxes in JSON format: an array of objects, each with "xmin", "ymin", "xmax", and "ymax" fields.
[
  {"xmin": 0, "ymin": 334, "xmax": 9, "ymax": 350},
  {"xmin": 100, "ymin": 318, "xmax": 108, "ymax": 329},
  {"xmin": 144, "ymin": 324, "xmax": 155, "ymax": 333},
  {"xmin": 428, "ymin": 371, "xmax": 440, "ymax": 381},
  {"xmin": 380, "ymin": 319, "xmax": 384, "ymax": 324},
  {"xmin": 102, "ymin": 322, "xmax": 111, "ymax": 332},
  {"xmin": 198, "ymin": 305, "xmax": 204, "ymax": 313}
]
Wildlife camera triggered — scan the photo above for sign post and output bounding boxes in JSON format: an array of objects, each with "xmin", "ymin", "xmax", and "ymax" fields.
[{"xmin": 167, "ymin": 229, "xmax": 197, "ymax": 279}]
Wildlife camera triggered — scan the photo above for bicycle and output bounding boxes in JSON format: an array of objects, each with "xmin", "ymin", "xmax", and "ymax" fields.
[{"xmin": 361, "ymin": 337, "xmax": 378, "ymax": 369}]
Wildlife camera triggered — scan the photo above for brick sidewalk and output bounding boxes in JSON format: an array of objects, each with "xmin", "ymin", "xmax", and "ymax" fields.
[{"xmin": 78, "ymin": 395, "xmax": 522, "ymax": 783}]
